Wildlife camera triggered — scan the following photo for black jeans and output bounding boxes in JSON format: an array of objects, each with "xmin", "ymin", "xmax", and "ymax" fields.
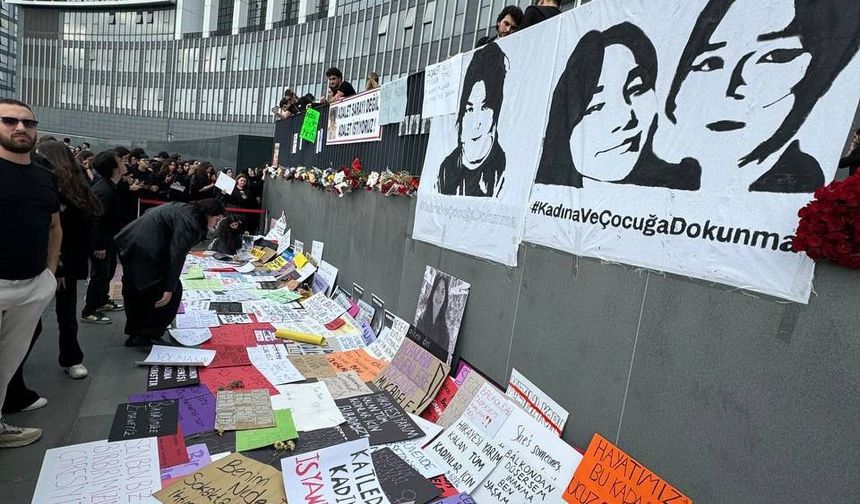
[
  {"xmin": 83, "ymin": 249, "xmax": 117, "ymax": 316},
  {"xmin": 2, "ymin": 280, "xmax": 86, "ymax": 414},
  {"xmin": 123, "ymin": 277, "xmax": 183, "ymax": 341}
]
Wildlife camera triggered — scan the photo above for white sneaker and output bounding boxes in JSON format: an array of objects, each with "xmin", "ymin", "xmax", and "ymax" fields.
[
  {"xmin": 63, "ymin": 364, "xmax": 88, "ymax": 379},
  {"xmin": 0, "ymin": 422, "xmax": 42, "ymax": 448},
  {"xmin": 22, "ymin": 397, "xmax": 47, "ymax": 411}
]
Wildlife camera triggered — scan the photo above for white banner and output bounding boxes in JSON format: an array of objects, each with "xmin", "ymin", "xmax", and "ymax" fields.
[
  {"xmin": 326, "ymin": 89, "xmax": 382, "ymax": 145},
  {"xmin": 413, "ymin": 25, "xmax": 560, "ymax": 266},
  {"xmin": 415, "ymin": 0, "xmax": 860, "ymax": 302}
]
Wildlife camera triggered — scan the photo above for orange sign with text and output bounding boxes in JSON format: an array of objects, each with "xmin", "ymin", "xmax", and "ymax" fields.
[{"xmin": 564, "ymin": 434, "xmax": 692, "ymax": 504}]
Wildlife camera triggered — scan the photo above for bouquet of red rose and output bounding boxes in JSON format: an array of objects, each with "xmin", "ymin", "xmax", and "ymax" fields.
[{"xmin": 792, "ymin": 172, "xmax": 860, "ymax": 268}]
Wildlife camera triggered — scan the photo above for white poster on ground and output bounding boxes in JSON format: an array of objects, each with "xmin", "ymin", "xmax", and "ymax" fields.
[
  {"xmin": 32, "ymin": 438, "xmax": 161, "ymax": 504},
  {"xmin": 413, "ymin": 25, "xmax": 561, "ymax": 266},
  {"xmin": 519, "ymin": 0, "xmax": 860, "ymax": 303}
]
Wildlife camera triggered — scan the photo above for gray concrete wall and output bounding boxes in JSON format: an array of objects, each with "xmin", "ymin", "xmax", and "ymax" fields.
[{"xmin": 264, "ymin": 178, "xmax": 860, "ymax": 504}]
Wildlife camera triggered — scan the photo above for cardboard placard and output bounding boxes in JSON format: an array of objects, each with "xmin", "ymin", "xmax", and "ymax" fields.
[
  {"xmin": 321, "ymin": 371, "xmax": 374, "ymax": 399},
  {"xmin": 214, "ymin": 389, "xmax": 276, "ymax": 431},
  {"xmin": 373, "ymin": 338, "xmax": 450, "ymax": 414},
  {"xmin": 154, "ymin": 453, "xmax": 287, "ymax": 504}
]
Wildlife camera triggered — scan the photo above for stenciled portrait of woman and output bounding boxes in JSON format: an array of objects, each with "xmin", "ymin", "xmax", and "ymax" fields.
[
  {"xmin": 436, "ymin": 43, "xmax": 509, "ymax": 198},
  {"xmin": 535, "ymin": 22, "xmax": 701, "ymax": 190},
  {"xmin": 414, "ymin": 266, "xmax": 470, "ymax": 359},
  {"xmin": 665, "ymin": 0, "xmax": 860, "ymax": 193}
]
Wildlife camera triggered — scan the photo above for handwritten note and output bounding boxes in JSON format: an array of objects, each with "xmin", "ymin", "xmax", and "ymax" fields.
[
  {"xmin": 423, "ymin": 417, "xmax": 503, "ymax": 494},
  {"xmin": 288, "ymin": 354, "xmax": 338, "ymax": 378},
  {"xmin": 563, "ymin": 433, "xmax": 693, "ymax": 504},
  {"xmin": 246, "ymin": 344, "xmax": 306, "ymax": 385},
  {"xmin": 423, "ymin": 54, "xmax": 463, "ymax": 118},
  {"xmin": 218, "ymin": 313, "xmax": 254, "ymax": 324},
  {"xmin": 174, "ymin": 310, "xmax": 221, "ymax": 329},
  {"xmin": 32, "ymin": 439, "xmax": 161, "ymax": 504},
  {"xmin": 302, "ymin": 292, "xmax": 347, "ymax": 324},
  {"xmin": 215, "ymin": 389, "xmax": 275, "ymax": 431},
  {"xmin": 321, "ymin": 371, "xmax": 374, "ymax": 399},
  {"xmin": 505, "ymin": 368, "xmax": 569, "ymax": 436},
  {"xmin": 461, "ymin": 383, "xmax": 516, "ymax": 438},
  {"xmin": 215, "ymin": 172, "xmax": 236, "ymax": 193},
  {"xmin": 327, "ymin": 349, "xmax": 387, "ymax": 382},
  {"xmin": 380, "ymin": 76, "xmax": 409, "ymax": 125},
  {"xmin": 437, "ymin": 368, "xmax": 491, "ymax": 429}
]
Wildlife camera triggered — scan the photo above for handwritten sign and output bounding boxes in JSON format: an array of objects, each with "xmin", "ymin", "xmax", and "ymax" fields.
[
  {"xmin": 215, "ymin": 172, "xmax": 236, "ymax": 194},
  {"xmin": 321, "ymin": 370, "xmax": 373, "ymax": 399},
  {"xmin": 215, "ymin": 389, "xmax": 275, "ymax": 431},
  {"xmin": 206, "ymin": 344, "xmax": 252, "ymax": 368},
  {"xmin": 421, "ymin": 376, "xmax": 458, "ymax": 423},
  {"xmin": 506, "ymin": 368, "xmax": 569, "ymax": 436},
  {"xmin": 461, "ymin": 383, "xmax": 516, "ymax": 438},
  {"xmin": 301, "ymin": 107, "xmax": 321, "ymax": 142},
  {"xmin": 373, "ymin": 337, "xmax": 450, "ymax": 414},
  {"xmin": 437, "ymin": 368, "xmax": 491, "ymax": 429},
  {"xmin": 136, "ymin": 345, "xmax": 216, "ymax": 367},
  {"xmin": 147, "ymin": 365, "xmax": 200, "ymax": 391},
  {"xmin": 327, "ymin": 349, "xmax": 387, "ymax": 381},
  {"xmin": 327, "ymin": 89, "xmax": 383, "ymax": 145},
  {"xmin": 282, "ymin": 438, "xmax": 390, "ymax": 504},
  {"xmin": 380, "ymin": 76, "xmax": 408, "ymax": 125},
  {"xmin": 168, "ymin": 328, "xmax": 213, "ymax": 347},
  {"xmin": 422, "ymin": 54, "xmax": 463, "ymax": 118},
  {"xmin": 32, "ymin": 438, "xmax": 161, "ymax": 504},
  {"xmin": 423, "ymin": 417, "xmax": 503, "ymax": 494},
  {"xmin": 199, "ymin": 364, "xmax": 279, "ymax": 396},
  {"xmin": 246, "ymin": 344, "xmax": 306, "ymax": 385},
  {"xmin": 129, "ymin": 385, "xmax": 217, "ymax": 437},
  {"xmin": 312, "ymin": 259, "xmax": 338, "ymax": 296},
  {"xmin": 336, "ymin": 391, "xmax": 425, "ymax": 445},
  {"xmin": 288, "ymin": 354, "xmax": 338, "ymax": 378},
  {"xmin": 108, "ymin": 400, "xmax": 179, "ymax": 441},
  {"xmin": 474, "ymin": 407, "xmax": 582, "ymax": 503},
  {"xmin": 161, "ymin": 443, "xmax": 211, "ymax": 481},
  {"xmin": 563, "ymin": 433, "xmax": 693, "ymax": 504},
  {"xmin": 154, "ymin": 452, "xmax": 287, "ymax": 504}
]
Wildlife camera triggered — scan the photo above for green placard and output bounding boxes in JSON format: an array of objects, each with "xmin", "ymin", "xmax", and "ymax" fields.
[{"xmin": 300, "ymin": 108, "xmax": 320, "ymax": 143}]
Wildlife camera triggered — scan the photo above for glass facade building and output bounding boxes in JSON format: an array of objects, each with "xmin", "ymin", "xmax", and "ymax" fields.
[
  {"xmin": 13, "ymin": 0, "xmax": 589, "ymax": 140},
  {"xmin": 0, "ymin": 3, "xmax": 19, "ymax": 99}
]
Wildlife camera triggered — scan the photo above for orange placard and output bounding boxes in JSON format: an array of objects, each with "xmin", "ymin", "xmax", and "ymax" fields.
[
  {"xmin": 327, "ymin": 349, "xmax": 386, "ymax": 382},
  {"xmin": 564, "ymin": 434, "xmax": 692, "ymax": 504}
]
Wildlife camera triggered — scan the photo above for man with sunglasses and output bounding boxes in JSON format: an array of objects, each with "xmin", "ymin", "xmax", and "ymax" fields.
[{"xmin": 0, "ymin": 99, "xmax": 61, "ymax": 448}]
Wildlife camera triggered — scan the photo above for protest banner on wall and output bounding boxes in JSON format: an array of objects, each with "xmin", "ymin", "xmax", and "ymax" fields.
[
  {"xmin": 32, "ymin": 438, "xmax": 161, "ymax": 504},
  {"xmin": 380, "ymin": 76, "xmax": 409, "ymax": 125},
  {"xmin": 326, "ymin": 89, "xmax": 383, "ymax": 145},
  {"xmin": 414, "ymin": 0, "xmax": 860, "ymax": 301},
  {"xmin": 564, "ymin": 433, "xmax": 692, "ymax": 504},
  {"xmin": 422, "ymin": 54, "xmax": 463, "ymax": 118}
]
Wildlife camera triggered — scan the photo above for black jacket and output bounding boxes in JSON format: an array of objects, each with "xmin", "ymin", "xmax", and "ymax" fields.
[
  {"xmin": 91, "ymin": 177, "xmax": 123, "ymax": 251},
  {"xmin": 115, "ymin": 202, "xmax": 206, "ymax": 291},
  {"xmin": 522, "ymin": 5, "xmax": 561, "ymax": 29}
]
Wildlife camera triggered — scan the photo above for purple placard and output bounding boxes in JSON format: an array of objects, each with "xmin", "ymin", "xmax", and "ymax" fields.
[
  {"xmin": 129, "ymin": 385, "xmax": 216, "ymax": 436},
  {"xmin": 160, "ymin": 443, "xmax": 211, "ymax": 480}
]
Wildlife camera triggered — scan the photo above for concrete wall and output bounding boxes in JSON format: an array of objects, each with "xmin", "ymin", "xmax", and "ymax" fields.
[{"xmin": 264, "ymin": 178, "xmax": 860, "ymax": 504}]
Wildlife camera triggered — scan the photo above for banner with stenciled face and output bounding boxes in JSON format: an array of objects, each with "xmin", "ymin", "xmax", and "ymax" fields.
[
  {"xmin": 415, "ymin": 0, "xmax": 860, "ymax": 302},
  {"xmin": 413, "ymin": 23, "xmax": 560, "ymax": 267}
]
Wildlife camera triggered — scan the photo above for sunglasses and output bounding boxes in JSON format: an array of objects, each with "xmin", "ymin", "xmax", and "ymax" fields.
[{"xmin": 0, "ymin": 117, "xmax": 39, "ymax": 128}]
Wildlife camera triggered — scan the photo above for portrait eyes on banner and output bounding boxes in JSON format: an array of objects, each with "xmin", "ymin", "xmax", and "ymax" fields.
[{"xmin": 436, "ymin": 44, "xmax": 509, "ymax": 199}]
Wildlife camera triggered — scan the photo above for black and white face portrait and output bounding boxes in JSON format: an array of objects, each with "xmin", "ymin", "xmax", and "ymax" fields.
[
  {"xmin": 571, "ymin": 34, "xmax": 658, "ymax": 182},
  {"xmin": 666, "ymin": 0, "xmax": 860, "ymax": 191},
  {"xmin": 461, "ymin": 81, "xmax": 497, "ymax": 166},
  {"xmin": 414, "ymin": 266, "xmax": 470, "ymax": 359}
]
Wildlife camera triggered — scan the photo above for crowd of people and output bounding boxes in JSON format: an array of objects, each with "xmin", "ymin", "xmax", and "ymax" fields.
[
  {"xmin": 0, "ymin": 98, "xmax": 266, "ymax": 448},
  {"xmin": 271, "ymin": 2, "xmax": 562, "ymax": 121}
]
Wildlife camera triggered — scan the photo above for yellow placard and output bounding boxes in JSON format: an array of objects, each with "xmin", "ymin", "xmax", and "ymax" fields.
[{"xmin": 294, "ymin": 253, "xmax": 309, "ymax": 269}]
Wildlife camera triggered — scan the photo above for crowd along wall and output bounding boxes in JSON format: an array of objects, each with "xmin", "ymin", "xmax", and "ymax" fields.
[{"xmin": 263, "ymin": 178, "xmax": 860, "ymax": 504}]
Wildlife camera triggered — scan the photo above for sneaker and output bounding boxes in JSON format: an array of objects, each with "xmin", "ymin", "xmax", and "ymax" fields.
[
  {"xmin": 100, "ymin": 300, "xmax": 124, "ymax": 312},
  {"xmin": 81, "ymin": 312, "xmax": 112, "ymax": 324},
  {"xmin": 22, "ymin": 397, "xmax": 47, "ymax": 411},
  {"xmin": 0, "ymin": 422, "xmax": 42, "ymax": 448},
  {"xmin": 63, "ymin": 364, "xmax": 88, "ymax": 379}
]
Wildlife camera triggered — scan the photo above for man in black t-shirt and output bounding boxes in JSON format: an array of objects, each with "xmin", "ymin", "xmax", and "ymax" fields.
[
  {"xmin": 0, "ymin": 99, "xmax": 60, "ymax": 449},
  {"xmin": 324, "ymin": 67, "xmax": 357, "ymax": 103},
  {"xmin": 521, "ymin": 0, "xmax": 561, "ymax": 29}
]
